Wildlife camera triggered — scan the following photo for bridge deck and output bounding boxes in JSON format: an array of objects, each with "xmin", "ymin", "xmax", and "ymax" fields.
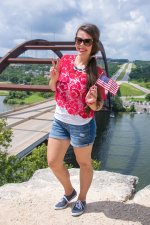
[{"xmin": 0, "ymin": 99, "xmax": 56, "ymax": 158}]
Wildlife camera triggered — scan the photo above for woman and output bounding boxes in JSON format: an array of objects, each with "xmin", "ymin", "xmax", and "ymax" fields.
[{"xmin": 47, "ymin": 23, "xmax": 106, "ymax": 216}]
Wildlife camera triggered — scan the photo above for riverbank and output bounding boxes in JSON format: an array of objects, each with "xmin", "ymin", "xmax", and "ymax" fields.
[
  {"xmin": 0, "ymin": 95, "xmax": 53, "ymax": 114},
  {"xmin": 0, "ymin": 168, "xmax": 149, "ymax": 225},
  {"xmin": 0, "ymin": 90, "xmax": 9, "ymax": 96}
]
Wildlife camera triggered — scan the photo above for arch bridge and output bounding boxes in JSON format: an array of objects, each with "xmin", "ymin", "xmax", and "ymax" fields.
[{"xmin": 0, "ymin": 39, "xmax": 110, "ymax": 107}]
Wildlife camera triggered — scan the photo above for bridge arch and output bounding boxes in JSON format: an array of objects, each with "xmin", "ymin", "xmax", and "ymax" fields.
[
  {"xmin": 0, "ymin": 39, "xmax": 110, "ymax": 108},
  {"xmin": 0, "ymin": 39, "xmax": 108, "ymax": 73},
  {"xmin": 0, "ymin": 39, "xmax": 76, "ymax": 73}
]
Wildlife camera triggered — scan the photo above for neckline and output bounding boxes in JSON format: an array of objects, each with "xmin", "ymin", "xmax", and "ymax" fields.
[
  {"xmin": 74, "ymin": 55, "xmax": 87, "ymax": 72},
  {"xmin": 74, "ymin": 65, "xmax": 86, "ymax": 72}
]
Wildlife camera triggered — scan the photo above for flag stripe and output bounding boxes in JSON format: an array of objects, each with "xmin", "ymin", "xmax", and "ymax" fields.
[{"xmin": 96, "ymin": 74, "xmax": 119, "ymax": 95}]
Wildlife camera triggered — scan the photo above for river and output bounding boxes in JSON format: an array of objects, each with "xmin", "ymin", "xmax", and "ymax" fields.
[
  {"xmin": 65, "ymin": 111, "xmax": 150, "ymax": 191},
  {"xmin": 0, "ymin": 96, "xmax": 20, "ymax": 113},
  {"xmin": 95, "ymin": 111, "xmax": 150, "ymax": 191},
  {"xmin": 0, "ymin": 96, "xmax": 150, "ymax": 191}
]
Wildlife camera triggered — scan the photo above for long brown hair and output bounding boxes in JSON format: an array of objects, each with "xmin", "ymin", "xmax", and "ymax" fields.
[{"xmin": 76, "ymin": 24, "xmax": 102, "ymax": 107}]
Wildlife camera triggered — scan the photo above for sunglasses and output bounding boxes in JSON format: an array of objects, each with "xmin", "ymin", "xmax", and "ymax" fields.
[{"xmin": 75, "ymin": 37, "xmax": 93, "ymax": 47}]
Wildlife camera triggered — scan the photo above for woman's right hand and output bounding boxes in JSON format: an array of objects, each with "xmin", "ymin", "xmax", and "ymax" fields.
[
  {"xmin": 49, "ymin": 59, "xmax": 60, "ymax": 82},
  {"xmin": 49, "ymin": 58, "xmax": 60, "ymax": 91}
]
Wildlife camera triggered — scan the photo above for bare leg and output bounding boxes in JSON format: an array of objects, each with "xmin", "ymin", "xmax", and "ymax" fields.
[
  {"xmin": 47, "ymin": 138, "xmax": 74, "ymax": 195},
  {"xmin": 74, "ymin": 145, "xmax": 93, "ymax": 201}
]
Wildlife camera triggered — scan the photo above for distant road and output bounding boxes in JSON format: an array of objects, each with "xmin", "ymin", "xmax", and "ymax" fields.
[
  {"xmin": 112, "ymin": 63, "xmax": 133, "ymax": 81},
  {"xmin": 112, "ymin": 63, "xmax": 150, "ymax": 94},
  {"xmin": 121, "ymin": 63, "xmax": 133, "ymax": 81},
  {"xmin": 0, "ymin": 100, "xmax": 56, "ymax": 158},
  {"xmin": 118, "ymin": 81, "xmax": 150, "ymax": 94},
  {"xmin": 112, "ymin": 63, "xmax": 127, "ymax": 81}
]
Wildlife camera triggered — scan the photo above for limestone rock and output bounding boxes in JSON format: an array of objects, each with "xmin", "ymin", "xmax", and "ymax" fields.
[
  {"xmin": 89, "ymin": 170, "xmax": 138, "ymax": 202},
  {"xmin": 0, "ymin": 169, "xmax": 138, "ymax": 202},
  {"xmin": 0, "ymin": 168, "xmax": 149, "ymax": 225},
  {"xmin": 131, "ymin": 185, "xmax": 150, "ymax": 207}
]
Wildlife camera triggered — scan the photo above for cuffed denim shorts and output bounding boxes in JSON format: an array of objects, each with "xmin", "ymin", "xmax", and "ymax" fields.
[{"xmin": 49, "ymin": 118, "xmax": 96, "ymax": 148}]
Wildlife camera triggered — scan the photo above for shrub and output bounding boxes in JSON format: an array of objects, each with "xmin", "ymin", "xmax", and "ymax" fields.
[
  {"xmin": 145, "ymin": 93, "xmax": 150, "ymax": 101},
  {"xmin": 111, "ymin": 96, "xmax": 125, "ymax": 112}
]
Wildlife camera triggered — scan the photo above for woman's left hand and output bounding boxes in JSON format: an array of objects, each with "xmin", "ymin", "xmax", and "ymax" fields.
[{"xmin": 85, "ymin": 85, "xmax": 97, "ymax": 105}]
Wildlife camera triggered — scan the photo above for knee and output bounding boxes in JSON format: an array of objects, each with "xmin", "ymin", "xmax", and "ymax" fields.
[
  {"xmin": 47, "ymin": 157, "xmax": 64, "ymax": 170},
  {"xmin": 47, "ymin": 158, "xmax": 58, "ymax": 169},
  {"xmin": 77, "ymin": 159, "xmax": 92, "ymax": 169}
]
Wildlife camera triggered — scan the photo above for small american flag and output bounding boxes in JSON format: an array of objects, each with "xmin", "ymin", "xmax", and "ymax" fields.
[{"xmin": 96, "ymin": 73, "xmax": 119, "ymax": 96}]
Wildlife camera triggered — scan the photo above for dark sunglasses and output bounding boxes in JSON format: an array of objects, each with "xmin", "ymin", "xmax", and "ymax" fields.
[{"xmin": 75, "ymin": 37, "xmax": 93, "ymax": 47}]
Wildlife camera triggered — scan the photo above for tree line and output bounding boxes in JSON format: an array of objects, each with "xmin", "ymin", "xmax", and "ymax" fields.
[
  {"xmin": 0, "ymin": 64, "xmax": 53, "ymax": 104},
  {"xmin": 129, "ymin": 60, "xmax": 150, "ymax": 82},
  {"xmin": 0, "ymin": 64, "xmax": 49, "ymax": 84},
  {"xmin": 0, "ymin": 119, "xmax": 101, "ymax": 186}
]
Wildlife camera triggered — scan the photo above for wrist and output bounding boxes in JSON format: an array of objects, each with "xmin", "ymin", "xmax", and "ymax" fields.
[
  {"xmin": 86, "ymin": 101, "xmax": 97, "ymax": 111},
  {"xmin": 85, "ymin": 99, "xmax": 96, "ymax": 105},
  {"xmin": 49, "ymin": 79, "xmax": 57, "ymax": 91},
  {"xmin": 95, "ymin": 100, "xmax": 104, "ymax": 111}
]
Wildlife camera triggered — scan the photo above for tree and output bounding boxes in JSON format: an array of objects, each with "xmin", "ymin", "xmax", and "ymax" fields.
[
  {"xmin": 0, "ymin": 119, "xmax": 100, "ymax": 186},
  {"xmin": 111, "ymin": 96, "xmax": 125, "ymax": 112},
  {"xmin": 0, "ymin": 118, "xmax": 13, "ymax": 185},
  {"xmin": 145, "ymin": 93, "xmax": 150, "ymax": 101},
  {"xmin": 0, "ymin": 142, "xmax": 48, "ymax": 186},
  {"xmin": 0, "ymin": 118, "xmax": 12, "ymax": 150},
  {"xmin": 128, "ymin": 104, "xmax": 136, "ymax": 112}
]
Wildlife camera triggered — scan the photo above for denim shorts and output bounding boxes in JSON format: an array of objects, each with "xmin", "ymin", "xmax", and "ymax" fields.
[{"xmin": 49, "ymin": 118, "xmax": 96, "ymax": 148}]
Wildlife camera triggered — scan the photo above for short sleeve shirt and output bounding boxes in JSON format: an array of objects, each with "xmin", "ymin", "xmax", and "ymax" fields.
[{"xmin": 55, "ymin": 55, "xmax": 106, "ymax": 119}]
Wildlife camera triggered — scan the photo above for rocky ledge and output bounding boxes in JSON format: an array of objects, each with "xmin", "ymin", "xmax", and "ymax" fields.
[{"xmin": 0, "ymin": 168, "xmax": 150, "ymax": 225}]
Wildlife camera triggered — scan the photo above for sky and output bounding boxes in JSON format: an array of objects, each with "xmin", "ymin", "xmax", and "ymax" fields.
[{"xmin": 0, "ymin": 0, "xmax": 149, "ymax": 61}]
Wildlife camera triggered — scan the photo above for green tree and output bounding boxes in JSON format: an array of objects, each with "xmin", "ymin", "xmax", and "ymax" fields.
[
  {"xmin": 128, "ymin": 104, "xmax": 136, "ymax": 112},
  {"xmin": 0, "ymin": 143, "xmax": 48, "ymax": 186},
  {"xmin": 0, "ymin": 119, "xmax": 12, "ymax": 150},
  {"xmin": 0, "ymin": 118, "xmax": 13, "ymax": 185},
  {"xmin": 129, "ymin": 60, "xmax": 150, "ymax": 82},
  {"xmin": 145, "ymin": 93, "xmax": 150, "ymax": 101},
  {"xmin": 0, "ymin": 118, "xmax": 101, "ymax": 186},
  {"xmin": 30, "ymin": 74, "xmax": 48, "ymax": 85},
  {"xmin": 111, "ymin": 96, "xmax": 125, "ymax": 112}
]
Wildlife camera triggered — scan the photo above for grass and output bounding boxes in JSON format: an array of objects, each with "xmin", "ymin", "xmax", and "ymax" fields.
[
  {"xmin": 0, "ymin": 81, "xmax": 11, "ymax": 84},
  {"xmin": 126, "ymin": 97, "xmax": 146, "ymax": 102},
  {"xmin": 130, "ymin": 80, "xmax": 150, "ymax": 90},
  {"xmin": 0, "ymin": 91, "xmax": 9, "ymax": 96},
  {"xmin": 118, "ymin": 83, "xmax": 145, "ymax": 96},
  {"xmin": 132, "ymin": 63, "xmax": 136, "ymax": 69},
  {"xmin": 15, "ymin": 93, "xmax": 46, "ymax": 104}
]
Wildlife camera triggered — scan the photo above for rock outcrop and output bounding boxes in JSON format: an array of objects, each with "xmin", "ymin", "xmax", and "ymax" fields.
[{"xmin": 0, "ymin": 168, "xmax": 149, "ymax": 225}]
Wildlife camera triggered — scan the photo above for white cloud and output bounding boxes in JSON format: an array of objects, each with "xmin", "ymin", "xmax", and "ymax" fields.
[{"xmin": 0, "ymin": 0, "xmax": 149, "ymax": 60}]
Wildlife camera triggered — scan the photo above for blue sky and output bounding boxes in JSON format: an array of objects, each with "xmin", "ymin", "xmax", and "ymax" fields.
[{"xmin": 0, "ymin": 0, "xmax": 149, "ymax": 60}]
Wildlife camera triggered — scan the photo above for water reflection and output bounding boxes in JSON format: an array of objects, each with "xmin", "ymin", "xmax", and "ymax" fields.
[
  {"xmin": 0, "ymin": 96, "xmax": 20, "ymax": 113},
  {"xmin": 65, "ymin": 111, "xmax": 150, "ymax": 190},
  {"xmin": 92, "ymin": 111, "xmax": 111, "ymax": 161},
  {"xmin": 123, "ymin": 114, "xmax": 141, "ymax": 174}
]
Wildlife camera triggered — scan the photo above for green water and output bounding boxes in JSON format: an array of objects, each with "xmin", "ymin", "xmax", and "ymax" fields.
[
  {"xmin": 65, "ymin": 111, "xmax": 150, "ymax": 191},
  {"xmin": 93, "ymin": 111, "xmax": 150, "ymax": 191}
]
